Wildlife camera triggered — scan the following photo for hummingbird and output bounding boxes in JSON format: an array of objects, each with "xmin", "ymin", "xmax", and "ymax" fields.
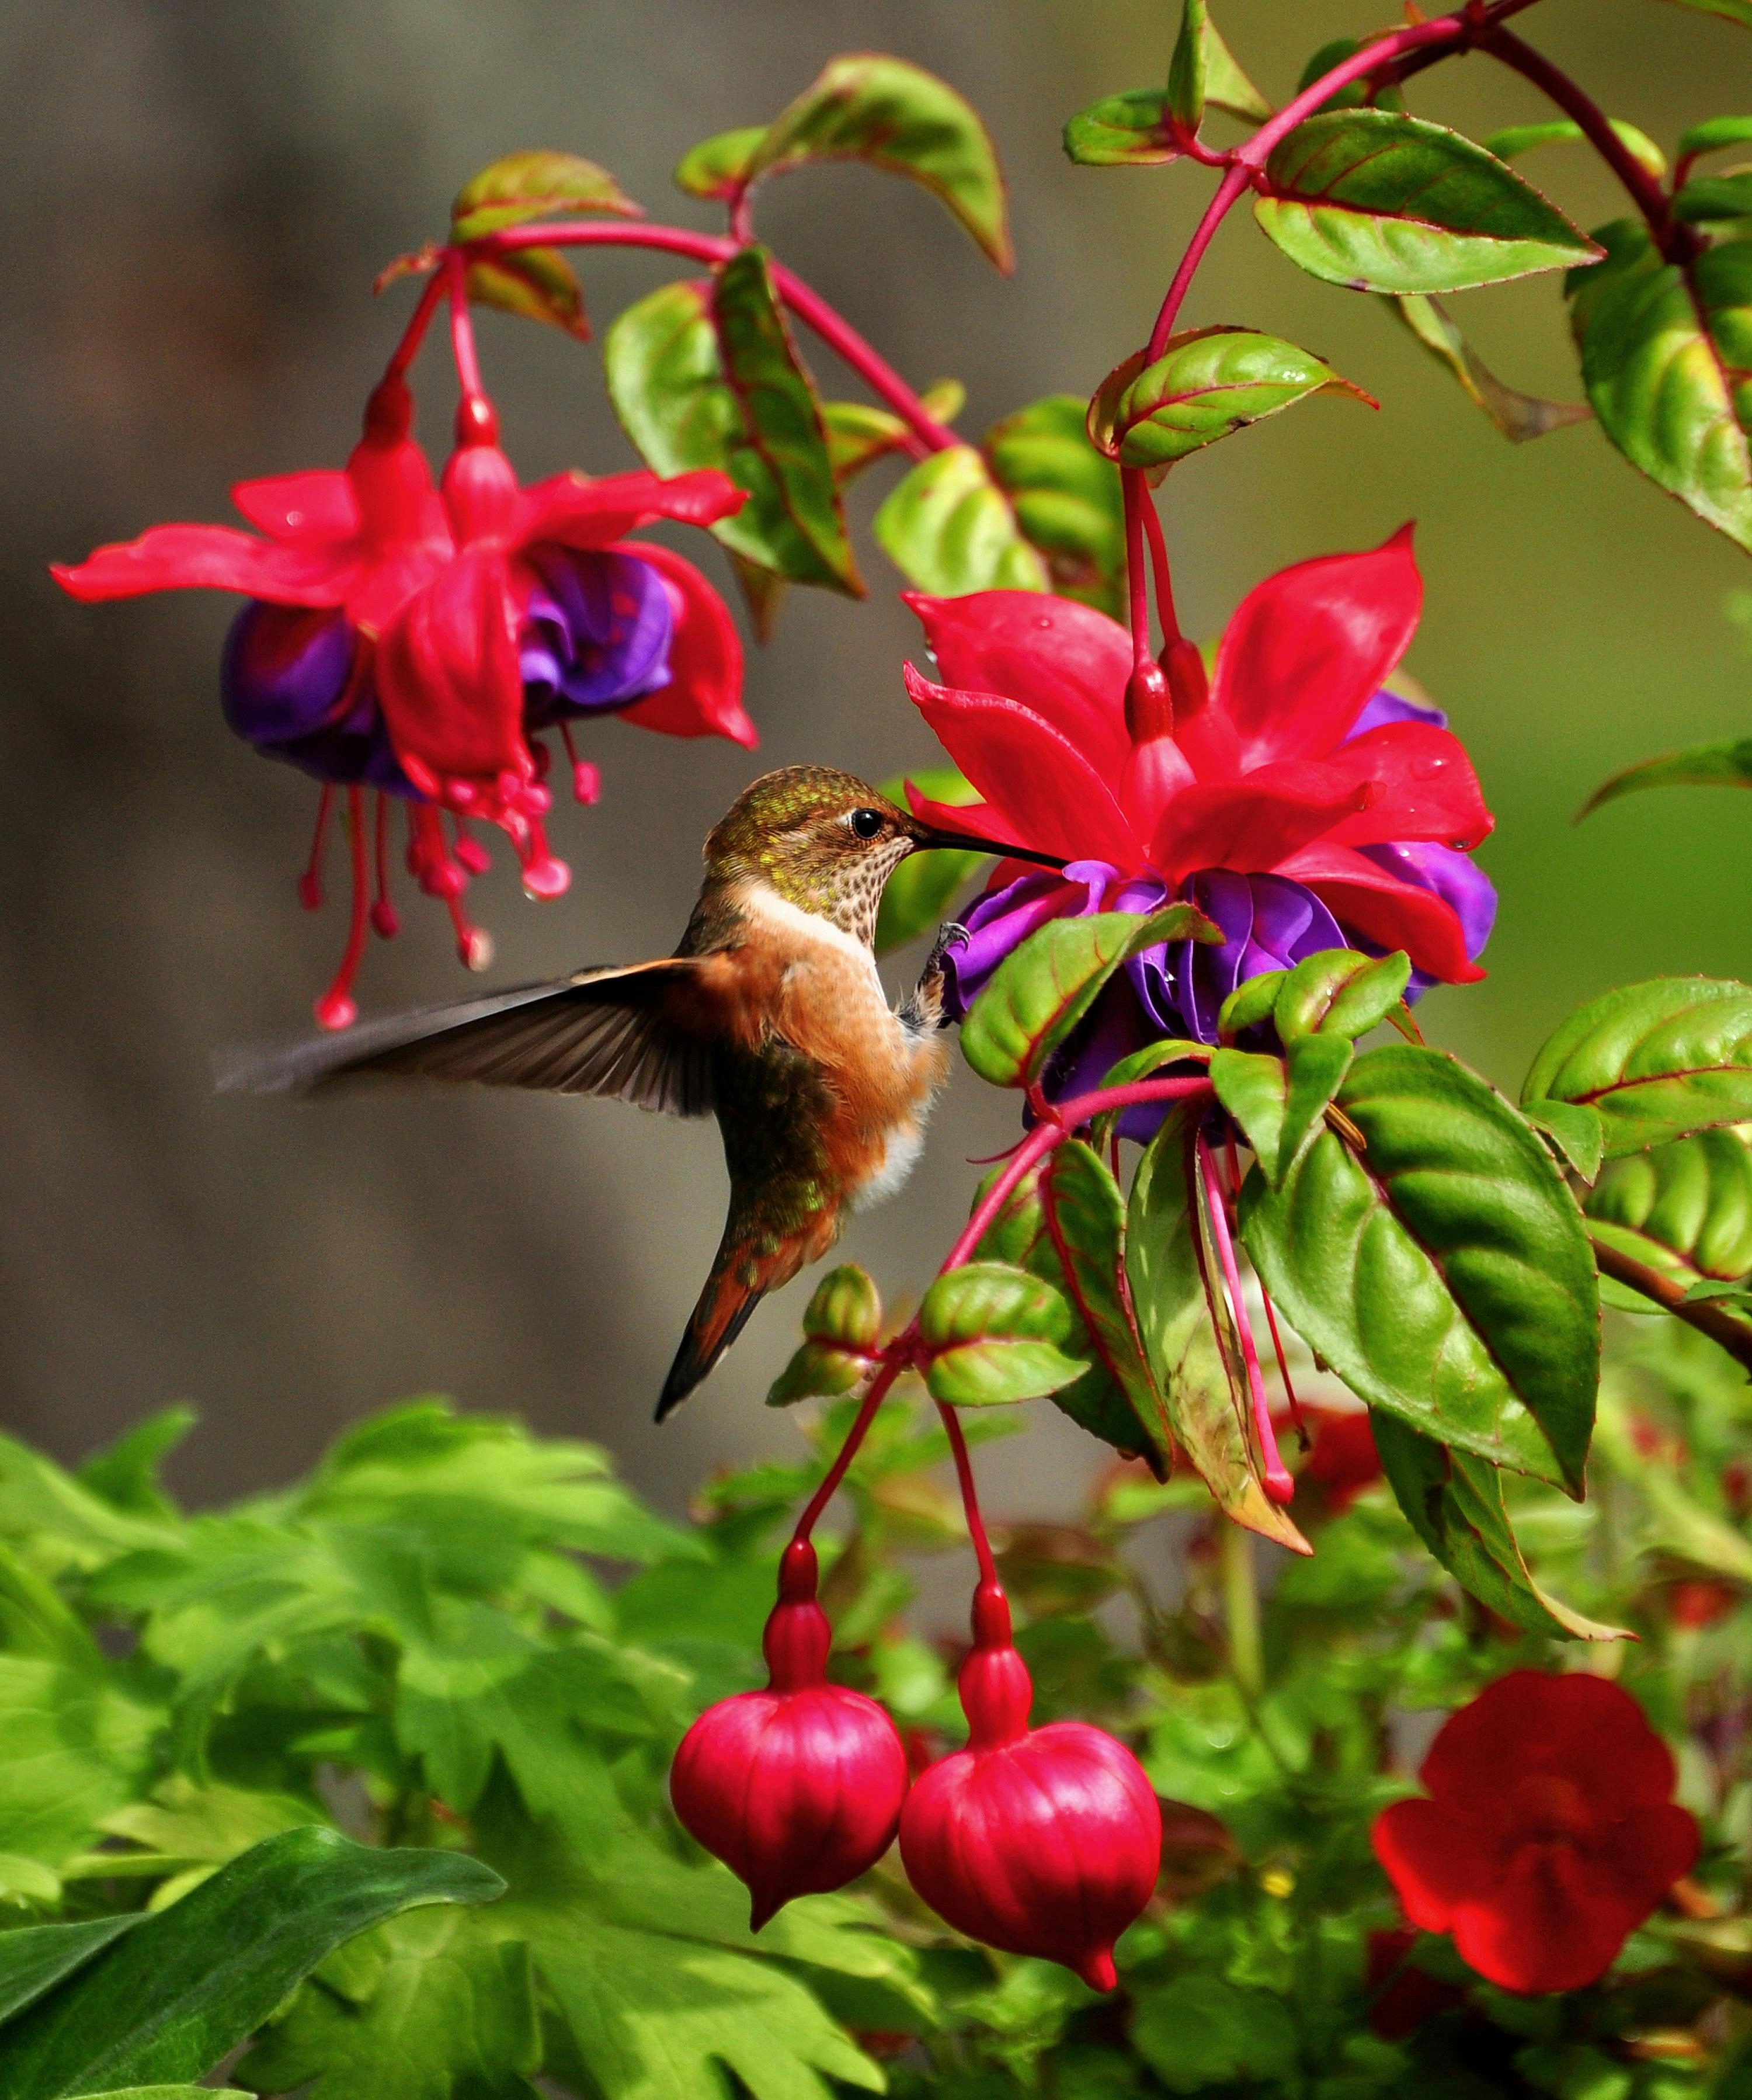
[{"xmin": 225, "ymin": 766, "xmax": 1064, "ymax": 1419}]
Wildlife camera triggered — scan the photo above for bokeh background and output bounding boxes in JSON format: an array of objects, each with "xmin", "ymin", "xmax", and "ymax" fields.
[{"xmin": 4, "ymin": 0, "xmax": 1747, "ymax": 1517}]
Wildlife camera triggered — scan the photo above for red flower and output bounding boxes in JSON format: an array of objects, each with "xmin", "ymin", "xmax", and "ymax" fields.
[
  {"xmin": 670, "ymin": 1542, "xmax": 909, "ymax": 1929},
  {"xmin": 902, "ymin": 528, "xmax": 1492, "ymax": 985},
  {"xmin": 54, "ymin": 374, "xmax": 450, "ymax": 632},
  {"xmin": 1274, "ymin": 1404, "xmax": 1382, "ymax": 1513},
  {"xmin": 1372, "ymin": 1671, "xmax": 1698, "ymax": 1994},
  {"xmin": 373, "ymin": 400, "xmax": 749, "ymax": 844},
  {"xmin": 1365, "ymin": 1927, "xmax": 1465, "ymax": 2039},
  {"xmin": 899, "ymin": 1580, "xmax": 1160, "ymax": 1990}
]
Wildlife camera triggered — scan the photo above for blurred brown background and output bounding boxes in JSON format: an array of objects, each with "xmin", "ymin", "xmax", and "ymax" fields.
[{"xmin": 3, "ymin": 0, "xmax": 1747, "ymax": 1514}]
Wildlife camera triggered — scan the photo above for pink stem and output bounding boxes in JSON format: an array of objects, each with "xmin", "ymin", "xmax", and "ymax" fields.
[
  {"xmin": 384, "ymin": 269, "xmax": 447, "ymax": 380},
  {"xmin": 473, "ymin": 223, "xmax": 960, "ymax": 453},
  {"xmin": 1479, "ymin": 26, "xmax": 1692, "ymax": 256},
  {"xmin": 444, "ymin": 249, "xmax": 488, "ymax": 412},
  {"xmin": 791, "ymin": 1069, "xmax": 1215, "ymax": 1546},
  {"xmin": 937, "ymin": 1400, "xmax": 999, "ymax": 1584},
  {"xmin": 1122, "ymin": 470, "xmax": 1153, "ymax": 676},
  {"xmin": 1197, "ymin": 1134, "xmax": 1294, "ymax": 1505},
  {"xmin": 1139, "ymin": 488, "xmax": 1182, "ymax": 649}
]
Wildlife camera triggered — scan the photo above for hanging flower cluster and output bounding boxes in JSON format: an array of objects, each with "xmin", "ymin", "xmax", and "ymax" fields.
[
  {"xmin": 903, "ymin": 530, "xmax": 1497, "ymax": 1105},
  {"xmin": 54, "ymin": 366, "xmax": 753, "ymax": 1028},
  {"xmin": 1373, "ymin": 1670, "xmax": 1698, "ymax": 1995},
  {"xmin": 672, "ymin": 1411, "xmax": 1161, "ymax": 1987}
]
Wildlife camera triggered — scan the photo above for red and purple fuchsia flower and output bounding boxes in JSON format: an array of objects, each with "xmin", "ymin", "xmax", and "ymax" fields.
[
  {"xmin": 901, "ymin": 526, "xmax": 1497, "ymax": 1105},
  {"xmin": 54, "ymin": 369, "xmax": 752, "ymax": 1029}
]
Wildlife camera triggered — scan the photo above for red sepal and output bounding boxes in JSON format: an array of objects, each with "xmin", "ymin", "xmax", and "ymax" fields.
[{"xmin": 614, "ymin": 540, "xmax": 755, "ymax": 747}]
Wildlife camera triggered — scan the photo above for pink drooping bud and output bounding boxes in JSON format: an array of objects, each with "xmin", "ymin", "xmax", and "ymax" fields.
[
  {"xmin": 669, "ymin": 1539, "xmax": 910, "ymax": 1929},
  {"xmin": 899, "ymin": 1579, "xmax": 1162, "ymax": 1991}
]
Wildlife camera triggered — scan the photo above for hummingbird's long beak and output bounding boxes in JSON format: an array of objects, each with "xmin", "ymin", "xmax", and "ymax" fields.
[{"xmin": 906, "ymin": 822, "xmax": 1068, "ymax": 872}]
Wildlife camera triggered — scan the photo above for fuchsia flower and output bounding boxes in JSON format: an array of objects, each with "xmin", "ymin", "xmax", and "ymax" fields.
[
  {"xmin": 670, "ymin": 1540, "xmax": 910, "ymax": 1929},
  {"xmin": 902, "ymin": 529, "xmax": 1497, "ymax": 1078},
  {"xmin": 899, "ymin": 1578, "xmax": 1162, "ymax": 1990},
  {"xmin": 1372, "ymin": 1671, "xmax": 1698, "ymax": 1995},
  {"xmin": 53, "ymin": 378, "xmax": 751, "ymax": 1025}
]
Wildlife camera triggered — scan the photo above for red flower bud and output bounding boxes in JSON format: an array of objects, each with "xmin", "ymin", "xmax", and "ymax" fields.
[
  {"xmin": 669, "ymin": 1540, "xmax": 909, "ymax": 1929},
  {"xmin": 899, "ymin": 1580, "xmax": 1161, "ymax": 1990}
]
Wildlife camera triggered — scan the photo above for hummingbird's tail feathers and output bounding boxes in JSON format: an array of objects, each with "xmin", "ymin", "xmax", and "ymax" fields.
[
  {"xmin": 656, "ymin": 1227, "xmax": 813, "ymax": 1421},
  {"xmin": 217, "ymin": 961, "xmax": 718, "ymax": 1115}
]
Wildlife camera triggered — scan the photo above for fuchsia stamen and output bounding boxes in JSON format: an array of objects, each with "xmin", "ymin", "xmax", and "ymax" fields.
[
  {"xmin": 559, "ymin": 724, "xmax": 600, "ymax": 806},
  {"xmin": 452, "ymin": 814, "xmax": 492, "ymax": 877},
  {"xmin": 370, "ymin": 792, "xmax": 399, "ymax": 939},
  {"xmin": 314, "ymin": 787, "xmax": 371, "ymax": 1032},
  {"xmin": 1197, "ymin": 1135, "xmax": 1295, "ymax": 1505},
  {"xmin": 299, "ymin": 786, "xmax": 335, "ymax": 911}
]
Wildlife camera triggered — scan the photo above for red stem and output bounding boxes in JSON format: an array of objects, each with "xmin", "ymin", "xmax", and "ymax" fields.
[
  {"xmin": 1478, "ymin": 26, "xmax": 1691, "ymax": 256},
  {"xmin": 1122, "ymin": 470, "xmax": 1153, "ymax": 676},
  {"xmin": 472, "ymin": 223, "xmax": 960, "ymax": 453},
  {"xmin": 444, "ymin": 249, "xmax": 487, "ymax": 412},
  {"xmin": 790, "ymin": 1071, "xmax": 1214, "ymax": 1546},
  {"xmin": 1197, "ymin": 1133, "xmax": 1294, "ymax": 1504},
  {"xmin": 937, "ymin": 1400, "xmax": 999, "ymax": 1584},
  {"xmin": 1139, "ymin": 488, "xmax": 1181, "ymax": 649},
  {"xmin": 385, "ymin": 268, "xmax": 447, "ymax": 379}
]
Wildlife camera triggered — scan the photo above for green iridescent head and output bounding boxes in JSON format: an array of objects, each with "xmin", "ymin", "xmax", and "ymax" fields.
[{"xmin": 704, "ymin": 766, "xmax": 920, "ymax": 941}]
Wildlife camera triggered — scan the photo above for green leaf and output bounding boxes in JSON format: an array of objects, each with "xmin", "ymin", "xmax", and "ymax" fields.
[
  {"xmin": 961, "ymin": 908, "xmax": 1216, "ymax": 1089},
  {"xmin": 75, "ymin": 1410, "xmax": 194, "ymax": 1522},
  {"xmin": 1125, "ymin": 1109, "xmax": 1310, "ymax": 1552},
  {"xmin": 873, "ymin": 445, "xmax": 1049, "ymax": 596},
  {"xmin": 463, "ymin": 249, "xmax": 589, "ymax": 342},
  {"xmin": 1211, "ymin": 1033, "xmax": 1352, "ymax": 1188},
  {"xmin": 0, "ymin": 1919, "xmax": 137, "ymax": 2033},
  {"xmin": 1089, "ymin": 329, "xmax": 1370, "ymax": 474},
  {"xmin": 0, "ymin": 1653, "xmax": 158, "ymax": 1889},
  {"xmin": 1660, "ymin": 0, "xmax": 1752, "ymax": 26},
  {"xmin": 0, "ymin": 1828, "xmax": 503, "ymax": 2099},
  {"xmin": 451, "ymin": 151, "xmax": 638, "ymax": 242},
  {"xmin": 1585, "ymin": 1130, "xmax": 1752, "ymax": 1293},
  {"xmin": 1566, "ymin": 220, "xmax": 1752, "ymax": 551},
  {"xmin": 821, "ymin": 382, "xmax": 963, "ymax": 487},
  {"xmin": 1679, "ymin": 114, "xmax": 1752, "ymax": 157},
  {"xmin": 766, "ymin": 1265, "xmax": 883, "ymax": 1407},
  {"xmin": 1034, "ymin": 1143, "xmax": 1173, "ymax": 1464},
  {"xmin": 745, "ymin": 54, "xmax": 1011, "ymax": 270},
  {"xmin": 1581, "ymin": 737, "xmax": 1752, "ymax": 815},
  {"xmin": 1276, "ymin": 947, "xmax": 1410, "ymax": 1040},
  {"xmin": 983, "ymin": 395, "xmax": 1126, "ymax": 617},
  {"xmin": 1256, "ymin": 110, "xmax": 1601, "ymax": 294},
  {"xmin": 673, "ymin": 126, "xmax": 767, "ymax": 202},
  {"xmin": 1522, "ymin": 1099, "xmax": 1607, "ymax": 1183},
  {"xmin": 1294, "ymin": 38, "xmax": 1404, "ymax": 117},
  {"xmin": 919, "ymin": 1263, "xmax": 1085, "ymax": 1407},
  {"xmin": 234, "ymin": 1910, "xmax": 540, "ymax": 2100},
  {"xmin": 603, "ymin": 256, "xmax": 859, "ymax": 592},
  {"xmin": 1391, "ymin": 292, "xmax": 1593, "ymax": 443},
  {"xmin": 1675, "ymin": 171, "xmax": 1752, "ymax": 221},
  {"xmin": 1483, "ymin": 119, "xmax": 1667, "ymax": 183},
  {"xmin": 1133, "ymin": 1974, "xmax": 1299, "ymax": 2092},
  {"xmin": 1064, "ymin": 91, "xmax": 1180, "ymax": 169},
  {"xmin": 1372, "ymin": 1417, "xmax": 1628, "ymax": 1640},
  {"xmin": 1242, "ymin": 1044, "xmax": 1600, "ymax": 1494},
  {"xmin": 1522, "ymin": 977, "xmax": 1752, "ymax": 1156},
  {"xmin": 874, "ymin": 766, "xmax": 982, "ymax": 954},
  {"xmin": 1593, "ymin": 1398, "xmax": 1752, "ymax": 1581},
  {"xmin": 1216, "ymin": 969, "xmax": 1285, "ymax": 1040},
  {"xmin": 1168, "ymin": 0, "xmax": 1273, "ymax": 130}
]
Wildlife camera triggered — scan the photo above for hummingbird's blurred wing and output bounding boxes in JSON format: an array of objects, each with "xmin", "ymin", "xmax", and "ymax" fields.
[{"xmin": 216, "ymin": 962, "xmax": 718, "ymax": 1116}]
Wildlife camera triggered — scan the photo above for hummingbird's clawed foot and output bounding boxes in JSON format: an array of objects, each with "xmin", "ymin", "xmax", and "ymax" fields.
[{"xmin": 901, "ymin": 922, "xmax": 969, "ymax": 1035}]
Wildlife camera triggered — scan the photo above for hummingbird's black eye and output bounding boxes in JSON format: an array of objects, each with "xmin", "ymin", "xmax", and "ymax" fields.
[{"xmin": 849, "ymin": 808, "xmax": 884, "ymax": 841}]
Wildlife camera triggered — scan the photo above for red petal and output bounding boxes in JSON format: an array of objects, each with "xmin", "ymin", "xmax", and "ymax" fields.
[
  {"xmin": 1372, "ymin": 1799, "xmax": 1503, "ymax": 1931},
  {"xmin": 375, "ymin": 549, "xmax": 527, "ymax": 790},
  {"xmin": 1451, "ymin": 1845, "xmax": 1641, "ymax": 1995},
  {"xmin": 518, "ymin": 467, "xmax": 745, "ymax": 551},
  {"xmin": 231, "ymin": 470, "xmax": 358, "ymax": 541},
  {"xmin": 1584, "ymin": 1802, "xmax": 1698, "ymax": 1914},
  {"xmin": 1423, "ymin": 1672, "xmax": 1671, "ymax": 1818},
  {"xmin": 902, "ymin": 786, "xmax": 1024, "ymax": 849},
  {"xmin": 1277, "ymin": 841, "xmax": 1484, "ymax": 983},
  {"xmin": 1148, "ymin": 763, "xmax": 1372, "ymax": 884},
  {"xmin": 904, "ymin": 591, "xmax": 1132, "ymax": 785},
  {"xmin": 1321, "ymin": 723, "xmax": 1493, "ymax": 850},
  {"xmin": 1212, "ymin": 526, "xmax": 1422, "ymax": 767},
  {"xmin": 51, "ymin": 524, "xmax": 361, "ymax": 606},
  {"xmin": 614, "ymin": 540, "xmax": 756, "ymax": 748},
  {"xmin": 903, "ymin": 662, "xmax": 1142, "ymax": 868}
]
